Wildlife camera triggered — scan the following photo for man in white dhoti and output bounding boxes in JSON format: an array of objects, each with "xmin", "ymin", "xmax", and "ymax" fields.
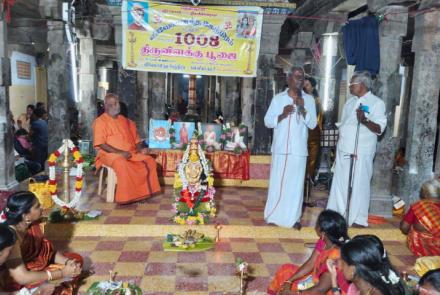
[
  {"xmin": 264, "ymin": 66, "xmax": 317, "ymax": 228},
  {"xmin": 327, "ymin": 71, "xmax": 387, "ymax": 227}
]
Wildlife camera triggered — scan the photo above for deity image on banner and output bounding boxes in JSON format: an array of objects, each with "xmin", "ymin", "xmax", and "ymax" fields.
[
  {"xmin": 148, "ymin": 119, "xmax": 171, "ymax": 149},
  {"xmin": 201, "ymin": 123, "xmax": 222, "ymax": 152},
  {"xmin": 236, "ymin": 12, "xmax": 257, "ymax": 39},
  {"xmin": 172, "ymin": 135, "xmax": 216, "ymax": 225},
  {"xmin": 173, "ymin": 122, "xmax": 196, "ymax": 148},
  {"xmin": 127, "ymin": 1, "xmax": 149, "ymax": 31}
]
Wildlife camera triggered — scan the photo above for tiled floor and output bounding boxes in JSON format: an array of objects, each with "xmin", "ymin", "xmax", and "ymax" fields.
[{"xmin": 40, "ymin": 173, "xmax": 414, "ymax": 294}]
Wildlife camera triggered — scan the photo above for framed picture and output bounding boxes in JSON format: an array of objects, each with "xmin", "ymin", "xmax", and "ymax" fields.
[
  {"xmin": 148, "ymin": 119, "xmax": 171, "ymax": 149},
  {"xmin": 78, "ymin": 140, "xmax": 92, "ymax": 155},
  {"xmin": 173, "ymin": 122, "xmax": 196, "ymax": 147},
  {"xmin": 224, "ymin": 125, "xmax": 248, "ymax": 152},
  {"xmin": 201, "ymin": 123, "xmax": 222, "ymax": 151}
]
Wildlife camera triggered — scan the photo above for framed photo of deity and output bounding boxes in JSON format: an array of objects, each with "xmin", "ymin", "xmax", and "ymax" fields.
[
  {"xmin": 148, "ymin": 119, "xmax": 171, "ymax": 149},
  {"xmin": 224, "ymin": 125, "xmax": 248, "ymax": 152},
  {"xmin": 172, "ymin": 122, "xmax": 196, "ymax": 148},
  {"xmin": 200, "ymin": 123, "xmax": 222, "ymax": 152}
]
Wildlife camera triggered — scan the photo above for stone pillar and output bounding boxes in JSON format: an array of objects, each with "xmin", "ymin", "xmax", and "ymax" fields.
[
  {"xmin": 241, "ymin": 78, "xmax": 255, "ymax": 147},
  {"xmin": 0, "ymin": 11, "xmax": 17, "ymax": 189},
  {"xmin": 369, "ymin": 5, "xmax": 408, "ymax": 216},
  {"xmin": 136, "ymin": 71, "xmax": 149, "ymax": 138},
  {"xmin": 252, "ymin": 14, "xmax": 285, "ymax": 154},
  {"xmin": 186, "ymin": 75, "xmax": 198, "ymax": 120},
  {"xmin": 77, "ymin": 20, "xmax": 96, "ymax": 141},
  {"xmin": 398, "ymin": 2, "xmax": 440, "ymax": 205},
  {"xmin": 220, "ymin": 77, "xmax": 240, "ymax": 124},
  {"xmin": 149, "ymin": 72, "xmax": 166, "ymax": 120},
  {"xmin": 117, "ymin": 68, "xmax": 137, "ymax": 120},
  {"xmin": 47, "ymin": 21, "xmax": 69, "ymax": 152}
]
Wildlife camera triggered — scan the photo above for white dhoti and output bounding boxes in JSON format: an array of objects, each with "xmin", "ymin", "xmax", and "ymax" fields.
[
  {"xmin": 327, "ymin": 148, "xmax": 374, "ymax": 226},
  {"xmin": 264, "ymin": 154, "xmax": 307, "ymax": 228}
]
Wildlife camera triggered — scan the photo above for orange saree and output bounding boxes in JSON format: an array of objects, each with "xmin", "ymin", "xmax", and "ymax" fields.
[
  {"xmin": 407, "ymin": 200, "xmax": 440, "ymax": 257},
  {"xmin": 93, "ymin": 113, "xmax": 161, "ymax": 204},
  {"xmin": 0, "ymin": 223, "xmax": 83, "ymax": 294},
  {"xmin": 268, "ymin": 239, "xmax": 348, "ymax": 295}
]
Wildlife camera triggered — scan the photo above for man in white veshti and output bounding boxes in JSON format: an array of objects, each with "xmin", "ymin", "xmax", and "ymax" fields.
[
  {"xmin": 327, "ymin": 71, "xmax": 387, "ymax": 227},
  {"xmin": 264, "ymin": 66, "xmax": 317, "ymax": 228}
]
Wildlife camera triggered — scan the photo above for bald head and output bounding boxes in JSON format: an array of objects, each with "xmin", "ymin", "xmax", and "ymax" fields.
[{"xmin": 104, "ymin": 93, "xmax": 120, "ymax": 117}]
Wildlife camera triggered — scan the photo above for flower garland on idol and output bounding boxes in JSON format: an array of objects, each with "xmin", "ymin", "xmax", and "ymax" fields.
[{"xmin": 47, "ymin": 140, "xmax": 83, "ymax": 209}]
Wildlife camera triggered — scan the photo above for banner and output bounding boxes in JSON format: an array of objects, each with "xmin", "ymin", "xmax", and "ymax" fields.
[{"xmin": 122, "ymin": 0, "xmax": 263, "ymax": 77}]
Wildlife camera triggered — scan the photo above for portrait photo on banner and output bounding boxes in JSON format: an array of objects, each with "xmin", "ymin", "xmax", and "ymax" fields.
[
  {"xmin": 201, "ymin": 123, "xmax": 223, "ymax": 151},
  {"xmin": 127, "ymin": 1, "xmax": 149, "ymax": 31},
  {"xmin": 174, "ymin": 122, "xmax": 196, "ymax": 147},
  {"xmin": 148, "ymin": 119, "xmax": 171, "ymax": 149},
  {"xmin": 236, "ymin": 11, "xmax": 258, "ymax": 39}
]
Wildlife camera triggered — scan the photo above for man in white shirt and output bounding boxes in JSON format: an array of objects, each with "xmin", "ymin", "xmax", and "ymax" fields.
[
  {"xmin": 264, "ymin": 66, "xmax": 317, "ymax": 228},
  {"xmin": 327, "ymin": 71, "xmax": 387, "ymax": 227}
]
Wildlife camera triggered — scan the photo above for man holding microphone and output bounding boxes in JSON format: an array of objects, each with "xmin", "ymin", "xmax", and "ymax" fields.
[
  {"xmin": 264, "ymin": 66, "xmax": 317, "ymax": 228},
  {"xmin": 327, "ymin": 71, "xmax": 387, "ymax": 227}
]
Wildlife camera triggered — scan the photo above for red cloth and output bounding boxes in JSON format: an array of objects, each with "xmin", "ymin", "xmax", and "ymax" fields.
[{"xmin": 153, "ymin": 150, "xmax": 250, "ymax": 180}]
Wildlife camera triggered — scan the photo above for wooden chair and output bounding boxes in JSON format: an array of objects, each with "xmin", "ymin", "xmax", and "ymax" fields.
[{"xmin": 97, "ymin": 165, "xmax": 117, "ymax": 203}]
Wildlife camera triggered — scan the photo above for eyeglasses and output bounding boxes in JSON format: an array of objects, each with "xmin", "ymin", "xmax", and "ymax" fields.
[{"xmin": 349, "ymin": 82, "xmax": 361, "ymax": 87}]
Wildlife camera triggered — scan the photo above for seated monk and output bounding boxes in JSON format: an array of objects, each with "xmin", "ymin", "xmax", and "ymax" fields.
[
  {"xmin": 0, "ymin": 191, "xmax": 82, "ymax": 294},
  {"xmin": 400, "ymin": 179, "xmax": 440, "ymax": 257},
  {"xmin": 268, "ymin": 210, "xmax": 350, "ymax": 295},
  {"xmin": 93, "ymin": 93, "xmax": 161, "ymax": 204}
]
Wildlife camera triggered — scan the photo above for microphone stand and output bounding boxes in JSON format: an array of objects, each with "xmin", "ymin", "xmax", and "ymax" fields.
[{"xmin": 346, "ymin": 118, "xmax": 361, "ymax": 223}]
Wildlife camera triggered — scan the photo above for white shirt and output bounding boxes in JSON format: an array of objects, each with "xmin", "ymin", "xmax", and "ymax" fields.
[
  {"xmin": 337, "ymin": 91, "xmax": 387, "ymax": 155},
  {"xmin": 264, "ymin": 89, "xmax": 317, "ymax": 156}
]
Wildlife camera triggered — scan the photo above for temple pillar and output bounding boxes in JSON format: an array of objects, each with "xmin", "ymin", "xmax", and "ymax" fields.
[
  {"xmin": 186, "ymin": 75, "xmax": 198, "ymax": 121},
  {"xmin": 241, "ymin": 78, "xmax": 255, "ymax": 147},
  {"xmin": 77, "ymin": 20, "xmax": 96, "ymax": 141},
  {"xmin": 398, "ymin": 2, "xmax": 440, "ymax": 205},
  {"xmin": 220, "ymin": 77, "xmax": 240, "ymax": 124},
  {"xmin": 0, "ymin": 11, "xmax": 17, "ymax": 189},
  {"xmin": 253, "ymin": 14, "xmax": 285, "ymax": 154},
  {"xmin": 149, "ymin": 72, "xmax": 166, "ymax": 120},
  {"xmin": 369, "ymin": 5, "xmax": 408, "ymax": 216},
  {"xmin": 117, "ymin": 68, "xmax": 137, "ymax": 120},
  {"xmin": 136, "ymin": 71, "xmax": 149, "ymax": 138},
  {"xmin": 47, "ymin": 20, "xmax": 69, "ymax": 152}
]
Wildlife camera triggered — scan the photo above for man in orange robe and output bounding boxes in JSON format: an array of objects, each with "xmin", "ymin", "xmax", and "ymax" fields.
[{"xmin": 93, "ymin": 93, "xmax": 161, "ymax": 204}]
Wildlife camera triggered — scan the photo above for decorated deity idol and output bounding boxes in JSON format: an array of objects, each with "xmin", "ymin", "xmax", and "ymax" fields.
[{"xmin": 172, "ymin": 135, "xmax": 216, "ymax": 225}]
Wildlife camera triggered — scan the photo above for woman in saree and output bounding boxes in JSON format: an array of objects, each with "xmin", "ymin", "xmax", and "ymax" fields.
[
  {"xmin": 327, "ymin": 235, "xmax": 406, "ymax": 295},
  {"xmin": 400, "ymin": 179, "xmax": 440, "ymax": 257},
  {"xmin": 0, "ymin": 191, "xmax": 82, "ymax": 294},
  {"xmin": 268, "ymin": 210, "xmax": 350, "ymax": 295}
]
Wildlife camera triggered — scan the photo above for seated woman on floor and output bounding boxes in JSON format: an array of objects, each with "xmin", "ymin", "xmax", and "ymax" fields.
[
  {"xmin": 0, "ymin": 191, "xmax": 82, "ymax": 294},
  {"xmin": 268, "ymin": 209, "xmax": 350, "ymax": 295},
  {"xmin": 400, "ymin": 179, "xmax": 440, "ymax": 257},
  {"xmin": 418, "ymin": 268, "xmax": 440, "ymax": 295},
  {"xmin": 0, "ymin": 223, "xmax": 55, "ymax": 295},
  {"xmin": 327, "ymin": 235, "xmax": 407, "ymax": 295}
]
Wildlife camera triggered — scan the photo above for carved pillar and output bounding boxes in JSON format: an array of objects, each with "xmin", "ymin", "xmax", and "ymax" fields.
[
  {"xmin": 220, "ymin": 77, "xmax": 240, "ymax": 124},
  {"xmin": 77, "ymin": 20, "xmax": 96, "ymax": 140},
  {"xmin": 0, "ymin": 10, "xmax": 17, "ymax": 189},
  {"xmin": 241, "ymin": 77, "xmax": 255, "ymax": 147},
  {"xmin": 398, "ymin": 2, "xmax": 440, "ymax": 205},
  {"xmin": 149, "ymin": 72, "xmax": 166, "ymax": 120},
  {"xmin": 186, "ymin": 74, "xmax": 198, "ymax": 120},
  {"xmin": 369, "ymin": 5, "xmax": 408, "ymax": 216},
  {"xmin": 47, "ymin": 20, "xmax": 69, "ymax": 151},
  {"xmin": 136, "ymin": 71, "xmax": 149, "ymax": 138},
  {"xmin": 252, "ymin": 14, "xmax": 285, "ymax": 154}
]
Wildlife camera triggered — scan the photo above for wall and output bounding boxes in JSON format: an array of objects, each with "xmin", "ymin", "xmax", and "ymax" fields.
[{"xmin": 8, "ymin": 51, "xmax": 37, "ymax": 119}]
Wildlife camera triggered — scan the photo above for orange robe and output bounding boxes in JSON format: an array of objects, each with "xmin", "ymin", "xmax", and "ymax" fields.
[
  {"xmin": 0, "ymin": 223, "xmax": 83, "ymax": 294},
  {"xmin": 93, "ymin": 113, "xmax": 161, "ymax": 204}
]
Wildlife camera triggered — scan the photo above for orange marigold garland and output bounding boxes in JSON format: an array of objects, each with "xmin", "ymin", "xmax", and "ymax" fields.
[{"xmin": 48, "ymin": 140, "xmax": 84, "ymax": 208}]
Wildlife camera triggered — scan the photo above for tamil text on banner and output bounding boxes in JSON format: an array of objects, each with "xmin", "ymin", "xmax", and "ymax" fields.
[{"xmin": 122, "ymin": 0, "xmax": 263, "ymax": 77}]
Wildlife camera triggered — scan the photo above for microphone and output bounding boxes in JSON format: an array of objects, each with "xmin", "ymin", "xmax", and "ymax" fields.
[{"xmin": 358, "ymin": 103, "xmax": 369, "ymax": 114}]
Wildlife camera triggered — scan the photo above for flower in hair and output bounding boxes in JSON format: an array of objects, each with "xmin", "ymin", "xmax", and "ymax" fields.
[
  {"xmin": 0, "ymin": 210, "xmax": 6, "ymax": 223},
  {"xmin": 388, "ymin": 270, "xmax": 400, "ymax": 285}
]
